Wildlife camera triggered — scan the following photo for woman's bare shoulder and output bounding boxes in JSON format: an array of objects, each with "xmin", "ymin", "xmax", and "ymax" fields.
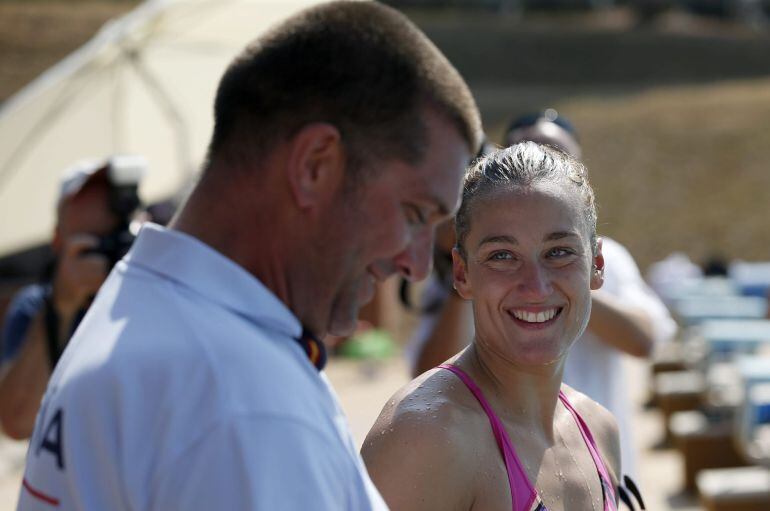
[
  {"xmin": 561, "ymin": 384, "xmax": 622, "ymax": 485},
  {"xmin": 363, "ymin": 367, "xmax": 485, "ymax": 461},
  {"xmin": 362, "ymin": 368, "xmax": 486, "ymax": 511}
]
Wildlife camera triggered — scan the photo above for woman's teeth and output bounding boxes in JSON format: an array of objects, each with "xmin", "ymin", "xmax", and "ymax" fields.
[{"xmin": 511, "ymin": 308, "xmax": 559, "ymax": 323}]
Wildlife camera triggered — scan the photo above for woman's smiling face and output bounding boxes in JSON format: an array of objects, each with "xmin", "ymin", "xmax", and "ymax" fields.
[{"xmin": 453, "ymin": 180, "xmax": 604, "ymax": 367}]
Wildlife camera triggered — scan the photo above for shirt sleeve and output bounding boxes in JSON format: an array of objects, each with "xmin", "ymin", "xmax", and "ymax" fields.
[
  {"xmin": 602, "ymin": 240, "xmax": 677, "ymax": 344},
  {"xmin": 150, "ymin": 414, "xmax": 370, "ymax": 511},
  {"xmin": 1, "ymin": 285, "xmax": 46, "ymax": 363}
]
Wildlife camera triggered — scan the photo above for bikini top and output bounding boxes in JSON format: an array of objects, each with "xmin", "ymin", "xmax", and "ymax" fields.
[{"xmin": 438, "ymin": 364, "xmax": 618, "ymax": 511}]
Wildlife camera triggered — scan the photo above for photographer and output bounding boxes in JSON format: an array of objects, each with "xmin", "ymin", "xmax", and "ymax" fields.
[{"xmin": 0, "ymin": 156, "xmax": 143, "ymax": 439}]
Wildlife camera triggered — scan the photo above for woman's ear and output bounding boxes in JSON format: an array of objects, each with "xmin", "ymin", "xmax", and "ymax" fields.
[
  {"xmin": 590, "ymin": 237, "xmax": 605, "ymax": 291},
  {"xmin": 452, "ymin": 247, "xmax": 473, "ymax": 299}
]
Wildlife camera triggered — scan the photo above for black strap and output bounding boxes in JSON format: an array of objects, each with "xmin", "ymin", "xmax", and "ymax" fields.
[
  {"xmin": 617, "ymin": 475, "xmax": 646, "ymax": 510},
  {"xmin": 42, "ymin": 291, "xmax": 63, "ymax": 371},
  {"xmin": 623, "ymin": 475, "xmax": 646, "ymax": 509},
  {"xmin": 617, "ymin": 486, "xmax": 635, "ymax": 511}
]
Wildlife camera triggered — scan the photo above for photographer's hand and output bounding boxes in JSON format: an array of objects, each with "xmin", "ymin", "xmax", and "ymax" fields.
[{"xmin": 52, "ymin": 234, "xmax": 109, "ymax": 321}]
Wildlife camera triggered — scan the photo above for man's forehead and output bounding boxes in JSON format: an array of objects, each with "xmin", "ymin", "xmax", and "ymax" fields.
[
  {"xmin": 422, "ymin": 120, "xmax": 471, "ymax": 196},
  {"xmin": 414, "ymin": 157, "xmax": 466, "ymax": 214}
]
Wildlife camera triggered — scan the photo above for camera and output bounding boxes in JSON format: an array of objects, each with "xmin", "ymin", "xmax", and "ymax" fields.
[
  {"xmin": 91, "ymin": 228, "xmax": 136, "ymax": 268},
  {"xmin": 84, "ymin": 155, "xmax": 146, "ymax": 268}
]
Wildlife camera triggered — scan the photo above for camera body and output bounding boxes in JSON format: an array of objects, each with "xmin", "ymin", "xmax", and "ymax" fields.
[
  {"xmin": 91, "ymin": 229, "xmax": 136, "ymax": 268},
  {"xmin": 105, "ymin": 155, "xmax": 144, "ymax": 220},
  {"xmin": 82, "ymin": 155, "xmax": 146, "ymax": 268}
]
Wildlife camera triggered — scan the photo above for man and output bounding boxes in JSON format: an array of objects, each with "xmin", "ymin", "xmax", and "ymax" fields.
[
  {"xmin": 19, "ymin": 2, "xmax": 481, "ymax": 510},
  {"xmin": 0, "ymin": 157, "xmax": 142, "ymax": 440}
]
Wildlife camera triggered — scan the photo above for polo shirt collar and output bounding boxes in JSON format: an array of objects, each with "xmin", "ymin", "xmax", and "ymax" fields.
[{"xmin": 123, "ymin": 223, "xmax": 302, "ymax": 341}]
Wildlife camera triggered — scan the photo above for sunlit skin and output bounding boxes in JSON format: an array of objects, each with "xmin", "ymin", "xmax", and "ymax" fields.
[{"xmin": 362, "ymin": 180, "xmax": 620, "ymax": 511}]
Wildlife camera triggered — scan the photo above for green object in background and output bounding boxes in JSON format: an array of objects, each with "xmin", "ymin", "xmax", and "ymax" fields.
[{"xmin": 337, "ymin": 329, "xmax": 397, "ymax": 360}]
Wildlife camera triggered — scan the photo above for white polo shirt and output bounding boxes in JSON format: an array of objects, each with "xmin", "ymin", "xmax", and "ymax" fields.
[{"xmin": 18, "ymin": 223, "xmax": 388, "ymax": 511}]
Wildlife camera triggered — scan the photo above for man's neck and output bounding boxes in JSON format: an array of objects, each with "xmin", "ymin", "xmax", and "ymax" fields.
[{"xmin": 170, "ymin": 182, "xmax": 325, "ymax": 336}]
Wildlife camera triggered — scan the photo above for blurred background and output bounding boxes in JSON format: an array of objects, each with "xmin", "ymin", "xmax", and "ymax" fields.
[{"xmin": 1, "ymin": 1, "xmax": 770, "ymax": 510}]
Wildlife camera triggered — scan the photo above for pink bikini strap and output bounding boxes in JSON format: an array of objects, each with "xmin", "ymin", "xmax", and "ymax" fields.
[
  {"xmin": 439, "ymin": 364, "xmax": 537, "ymax": 511},
  {"xmin": 558, "ymin": 390, "xmax": 618, "ymax": 510}
]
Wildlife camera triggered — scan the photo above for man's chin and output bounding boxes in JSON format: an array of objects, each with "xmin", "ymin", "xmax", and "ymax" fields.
[{"xmin": 327, "ymin": 317, "xmax": 358, "ymax": 338}]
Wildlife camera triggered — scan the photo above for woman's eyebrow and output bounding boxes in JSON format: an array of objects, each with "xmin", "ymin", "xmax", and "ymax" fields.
[
  {"xmin": 477, "ymin": 231, "xmax": 581, "ymax": 249},
  {"xmin": 545, "ymin": 231, "xmax": 580, "ymax": 242},
  {"xmin": 477, "ymin": 234, "xmax": 517, "ymax": 249}
]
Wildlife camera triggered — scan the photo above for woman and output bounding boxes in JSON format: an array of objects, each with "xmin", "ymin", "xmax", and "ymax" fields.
[{"xmin": 362, "ymin": 142, "xmax": 621, "ymax": 511}]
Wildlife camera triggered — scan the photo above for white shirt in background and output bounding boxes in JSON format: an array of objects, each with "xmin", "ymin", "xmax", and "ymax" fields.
[{"xmin": 564, "ymin": 237, "xmax": 677, "ymax": 476}]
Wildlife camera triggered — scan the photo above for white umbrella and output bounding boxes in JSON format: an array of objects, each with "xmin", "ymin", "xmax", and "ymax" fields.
[{"xmin": 0, "ymin": 0, "xmax": 326, "ymax": 257}]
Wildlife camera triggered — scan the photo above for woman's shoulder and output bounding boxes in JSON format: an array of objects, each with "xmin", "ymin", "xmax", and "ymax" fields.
[
  {"xmin": 365, "ymin": 366, "xmax": 488, "ymax": 449},
  {"xmin": 361, "ymin": 368, "xmax": 489, "ymax": 509},
  {"xmin": 560, "ymin": 384, "xmax": 622, "ymax": 484}
]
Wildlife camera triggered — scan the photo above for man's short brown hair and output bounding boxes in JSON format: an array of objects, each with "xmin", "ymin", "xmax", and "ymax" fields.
[{"xmin": 207, "ymin": 0, "xmax": 481, "ymax": 178}]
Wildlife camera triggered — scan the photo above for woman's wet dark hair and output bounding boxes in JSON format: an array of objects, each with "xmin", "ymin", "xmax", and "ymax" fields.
[{"xmin": 455, "ymin": 142, "xmax": 598, "ymax": 260}]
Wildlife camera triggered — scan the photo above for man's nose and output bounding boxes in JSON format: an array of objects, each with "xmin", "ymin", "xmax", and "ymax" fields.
[{"xmin": 392, "ymin": 227, "xmax": 434, "ymax": 282}]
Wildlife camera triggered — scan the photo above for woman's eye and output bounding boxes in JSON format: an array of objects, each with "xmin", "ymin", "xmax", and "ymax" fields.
[{"xmin": 547, "ymin": 247, "xmax": 574, "ymax": 258}]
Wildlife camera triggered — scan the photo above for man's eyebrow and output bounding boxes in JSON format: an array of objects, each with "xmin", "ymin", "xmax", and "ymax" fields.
[
  {"xmin": 477, "ymin": 235, "xmax": 518, "ymax": 248},
  {"xmin": 429, "ymin": 193, "xmax": 450, "ymax": 217}
]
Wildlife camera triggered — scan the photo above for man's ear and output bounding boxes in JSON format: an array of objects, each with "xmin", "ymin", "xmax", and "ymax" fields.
[
  {"xmin": 590, "ymin": 237, "xmax": 605, "ymax": 291},
  {"xmin": 285, "ymin": 123, "xmax": 345, "ymax": 210},
  {"xmin": 452, "ymin": 247, "xmax": 472, "ymax": 300}
]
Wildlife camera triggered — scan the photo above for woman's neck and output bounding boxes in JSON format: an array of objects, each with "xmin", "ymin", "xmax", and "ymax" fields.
[{"xmin": 454, "ymin": 342, "xmax": 565, "ymax": 442}]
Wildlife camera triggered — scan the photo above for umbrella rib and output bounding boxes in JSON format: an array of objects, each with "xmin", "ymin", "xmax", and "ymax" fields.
[{"xmin": 0, "ymin": 60, "xmax": 104, "ymax": 193}]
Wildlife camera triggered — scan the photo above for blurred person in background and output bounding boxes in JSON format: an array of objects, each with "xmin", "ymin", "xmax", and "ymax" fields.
[
  {"xmin": 17, "ymin": 2, "xmax": 481, "ymax": 510},
  {"xmin": 406, "ymin": 109, "xmax": 677, "ymax": 476},
  {"xmin": 0, "ymin": 156, "xmax": 143, "ymax": 440}
]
